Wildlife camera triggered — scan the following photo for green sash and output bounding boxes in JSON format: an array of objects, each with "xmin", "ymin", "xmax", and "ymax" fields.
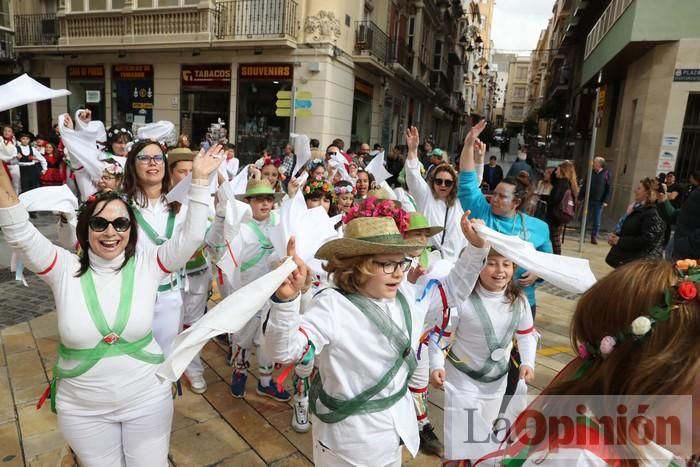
[
  {"xmin": 133, "ymin": 208, "xmax": 175, "ymax": 246},
  {"xmin": 447, "ymin": 292, "xmax": 521, "ymax": 383},
  {"xmin": 49, "ymin": 258, "xmax": 164, "ymax": 412},
  {"xmin": 240, "ymin": 213, "xmax": 277, "ymax": 272},
  {"xmin": 309, "ymin": 290, "xmax": 417, "ymax": 423}
]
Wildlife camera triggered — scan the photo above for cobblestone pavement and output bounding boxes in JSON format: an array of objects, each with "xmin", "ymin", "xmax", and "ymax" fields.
[{"xmin": 0, "ymin": 214, "xmax": 613, "ymax": 466}]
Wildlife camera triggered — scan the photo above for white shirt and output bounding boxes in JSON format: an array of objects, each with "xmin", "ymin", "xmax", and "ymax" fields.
[
  {"xmin": 263, "ymin": 243, "xmax": 488, "ymax": 466},
  {"xmin": 405, "ymin": 158, "xmax": 466, "ymax": 260},
  {"xmin": 228, "ymin": 212, "xmax": 280, "ymax": 288},
  {"xmin": 0, "ymin": 137, "xmax": 17, "ymax": 164},
  {"xmin": 0, "ymin": 184, "xmax": 211, "ymax": 415}
]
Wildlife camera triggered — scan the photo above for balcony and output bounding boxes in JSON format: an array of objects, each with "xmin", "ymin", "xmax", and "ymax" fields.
[
  {"xmin": 14, "ymin": 0, "xmax": 298, "ymax": 51},
  {"xmin": 13, "ymin": 14, "xmax": 58, "ymax": 47},
  {"xmin": 584, "ymin": 0, "xmax": 633, "ymax": 59},
  {"xmin": 353, "ymin": 20, "xmax": 392, "ymax": 75},
  {"xmin": 391, "ymin": 40, "xmax": 414, "ymax": 75},
  {"xmin": 0, "ymin": 29, "xmax": 14, "ymax": 61}
]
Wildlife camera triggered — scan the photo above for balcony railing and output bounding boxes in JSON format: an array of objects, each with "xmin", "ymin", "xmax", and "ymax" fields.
[
  {"xmin": 14, "ymin": 13, "xmax": 58, "ymax": 46},
  {"xmin": 354, "ymin": 20, "xmax": 391, "ymax": 66},
  {"xmin": 0, "ymin": 29, "xmax": 14, "ymax": 61},
  {"xmin": 391, "ymin": 41, "xmax": 414, "ymax": 72},
  {"xmin": 215, "ymin": 0, "xmax": 297, "ymax": 39},
  {"xmin": 584, "ymin": 0, "xmax": 633, "ymax": 58}
]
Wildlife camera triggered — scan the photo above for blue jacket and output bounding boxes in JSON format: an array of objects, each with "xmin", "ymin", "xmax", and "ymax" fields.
[{"xmin": 458, "ymin": 170, "xmax": 552, "ymax": 306}]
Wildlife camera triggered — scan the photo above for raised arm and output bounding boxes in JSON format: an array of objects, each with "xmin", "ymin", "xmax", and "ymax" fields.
[
  {"xmin": 156, "ymin": 145, "xmax": 223, "ymax": 273},
  {"xmin": 404, "ymin": 126, "xmax": 431, "ymax": 206},
  {"xmin": 457, "ymin": 122, "xmax": 492, "ymax": 219},
  {"xmin": 459, "ymin": 120, "xmax": 487, "ymax": 173}
]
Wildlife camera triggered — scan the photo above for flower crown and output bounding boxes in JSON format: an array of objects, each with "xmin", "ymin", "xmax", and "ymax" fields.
[
  {"xmin": 334, "ymin": 185, "xmax": 356, "ymax": 195},
  {"xmin": 107, "ymin": 126, "xmax": 133, "ymax": 140},
  {"xmin": 343, "ymin": 196, "xmax": 410, "ymax": 234},
  {"xmin": 103, "ymin": 159, "xmax": 123, "ymax": 176},
  {"xmin": 255, "ymin": 155, "xmax": 282, "ymax": 169},
  {"xmin": 303, "ymin": 180, "xmax": 334, "ymax": 197},
  {"xmin": 77, "ymin": 190, "xmax": 130, "ymax": 216},
  {"xmin": 577, "ymin": 260, "xmax": 700, "ymax": 365}
]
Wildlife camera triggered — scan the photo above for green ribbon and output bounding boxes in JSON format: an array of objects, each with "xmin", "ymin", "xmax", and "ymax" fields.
[
  {"xmin": 240, "ymin": 215, "xmax": 276, "ymax": 272},
  {"xmin": 49, "ymin": 258, "xmax": 164, "ymax": 413},
  {"xmin": 309, "ymin": 290, "xmax": 416, "ymax": 423},
  {"xmin": 133, "ymin": 208, "xmax": 175, "ymax": 245}
]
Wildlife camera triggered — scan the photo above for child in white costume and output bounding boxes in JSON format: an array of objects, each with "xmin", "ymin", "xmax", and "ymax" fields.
[
  {"xmin": 430, "ymin": 249, "xmax": 537, "ymax": 464},
  {"xmin": 263, "ymin": 214, "xmax": 490, "ymax": 466},
  {"xmin": 228, "ymin": 179, "xmax": 291, "ymax": 401}
]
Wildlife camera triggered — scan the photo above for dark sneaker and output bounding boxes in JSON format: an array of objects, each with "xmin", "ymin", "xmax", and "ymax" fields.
[
  {"xmin": 230, "ymin": 371, "xmax": 247, "ymax": 398},
  {"xmin": 591, "ymin": 236, "xmax": 598, "ymax": 245},
  {"xmin": 419, "ymin": 423, "xmax": 444, "ymax": 457},
  {"xmin": 256, "ymin": 380, "xmax": 291, "ymax": 402}
]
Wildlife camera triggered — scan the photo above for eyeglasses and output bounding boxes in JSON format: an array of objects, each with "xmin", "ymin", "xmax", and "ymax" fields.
[
  {"xmin": 434, "ymin": 178, "xmax": 454, "ymax": 187},
  {"xmin": 326, "ymin": 151, "xmax": 338, "ymax": 156},
  {"xmin": 88, "ymin": 216, "xmax": 131, "ymax": 232},
  {"xmin": 373, "ymin": 258, "xmax": 414, "ymax": 274},
  {"xmin": 135, "ymin": 153, "xmax": 165, "ymax": 165}
]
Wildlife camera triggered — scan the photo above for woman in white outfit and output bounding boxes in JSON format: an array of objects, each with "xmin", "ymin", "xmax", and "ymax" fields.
[
  {"xmin": 0, "ymin": 146, "xmax": 222, "ymax": 466},
  {"xmin": 263, "ymin": 215, "xmax": 490, "ymax": 467}
]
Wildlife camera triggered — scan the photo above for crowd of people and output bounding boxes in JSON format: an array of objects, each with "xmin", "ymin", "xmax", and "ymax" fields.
[{"xmin": 0, "ymin": 106, "xmax": 699, "ymax": 467}]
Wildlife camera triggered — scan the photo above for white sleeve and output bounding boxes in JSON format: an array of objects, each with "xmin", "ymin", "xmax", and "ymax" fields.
[
  {"xmin": 0, "ymin": 142, "xmax": 16, "ymax": 162},
  {"xmin": 56, "ymin": 216, "xmax": 78, "ymax": 251},
  {"xmin": 34, "ymin": 150, "xmax": 47, "ymax": 172},
  {"xmin": 437, "ymin": 243, "xmax": 488, "ymax": 309},
  {"xmin": 262, "ymin": 294, "xmax": 307, "ymax": 364},
  {"xmin": 155, "ymin": 184, "xmax": 210, "ymax": 276},
  {"xmin": 405, "ymin": 158, "xmax": 432, "ymax": 208},
  {"xmin": 515, "ymin": 298, "xmax": 537, "ymax": 368}
]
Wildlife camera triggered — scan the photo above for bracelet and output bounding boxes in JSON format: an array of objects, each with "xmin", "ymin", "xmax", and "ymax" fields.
[{"xmin": 192, "ymin": 178, "xmax": 208, "ymax": 186}]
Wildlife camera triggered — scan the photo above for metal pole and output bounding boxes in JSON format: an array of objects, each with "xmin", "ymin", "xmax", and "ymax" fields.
[
  {"xmin": 290, "ymin": 84, "xmax": 296, "ymax": 134},
  {"xmin": 578, "ymin": 71, "xmax": 603, "ymax": 253}
]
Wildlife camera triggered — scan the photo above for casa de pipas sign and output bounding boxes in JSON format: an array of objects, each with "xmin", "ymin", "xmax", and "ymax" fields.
[{"xmin": 673, "ymin": 69, "xmax": 700, "ymax": 82}]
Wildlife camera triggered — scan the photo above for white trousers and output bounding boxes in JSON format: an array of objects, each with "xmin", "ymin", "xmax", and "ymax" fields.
[
  {"xmin": 182, "ymin": 270, "xmax": 211, "ymax": 378},
  {"xmin": 58, "ymin": 391, "xmax": 173, "ymax": 467},
  {"xmin": 153, "ymin": 288, "xmax": 183, "ymax": 357},
  {"xmin": 313, "ymin": 439, "xmax": 401, "ymax": 467},
  {"xmin": 8, "ymin": 164, "xmax": 20, "ymax": 194}
]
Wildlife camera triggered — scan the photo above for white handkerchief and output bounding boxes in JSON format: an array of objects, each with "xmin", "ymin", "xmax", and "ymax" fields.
[
  {"xmin": 157, "ymin": 258, "xmax": 298, "ymax": 382},
  {"xmin": 366, "ymin": 151, "xmax": 392, "ymax": 186},
  {"xmin": 0, "ymin": 74, "xmax": 70, "ymax": 113},
  {"xmin": 58, "ymin": 113, "xmax": 106, "ymax": 183},
  {"xmin": 474, "ymin": 224, "xmax": 597, "ymax": 293},
  {"xmin": 328, "ymin": 153, "xmax": 352, "ymax": 182},
  {"xmin": 137, "ymin": 121, "xmax": 176, "ymax": 146},
  {"xmin": 290, "ymin": 133, "xmax": 311, "ymax": 177},
  {"xmin": 19, "ymin": 185, "xmax": 79, "ymax": 213}
]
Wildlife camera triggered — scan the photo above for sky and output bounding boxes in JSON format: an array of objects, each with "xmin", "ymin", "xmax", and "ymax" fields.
[{"xmin": 490, "ymin": 0, "xmax": 554, "ymax": 56}]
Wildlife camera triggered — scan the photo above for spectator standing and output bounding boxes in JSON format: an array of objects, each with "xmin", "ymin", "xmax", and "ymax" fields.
[
  {"xmin": 499, "ymin": 138, "xmax": 508, "ymax": 161},
  {"xmin": 424, "ymin": 148, "xmax": 445, "ymax": 181},
  {"xmin": 357, "ymin": 142, "xmax": 371, "ymax": 166},
  {"xmin": 580, "ymin": 156, "xmax": 612, "ymax": 244},
  {"xmin": 546, "ymin": 161, "xmax": 579, "ymax": 255},
  {"xmin": 506, "ymin": 151, "xmax": 534, "ymax": 180},
  {"xmin": 385, "ymin": 145, "xmax": 404, "ymax": 187},
  {"xmin": 659, "ymin": 170, "xmax": 700, "ymax": 260},
  {"xmin": 482, "ymin": 155, "xmax": 504, "ymax": 191},
  {"xmin": 309, "ymin": 138, "xmax": 324, "ymax": 162}
]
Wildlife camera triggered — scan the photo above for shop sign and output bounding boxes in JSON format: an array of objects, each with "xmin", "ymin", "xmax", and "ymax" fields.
[
  {"xmin": 181, "ymin": 65, "xmax": 232, "ymax": 86},
  {"xmin": 67, "ymin": 66, "xmax": 105, "ymax": 79},
  {"xmin": 239, "ymin": 64, "xmax": 292, "ymax": 80},
  {"xmin": 354, "ymin": 79, "xmax": 373, "ymax": 96},
  {"xmin": 113, "ymin": 65, "xmax": 153, "ymax": 80},
  {"xmin": 595, "ymin": 84, "xmax": 606, "ymax": 128},
  {"xmin": 673, "ymin": 69, "xmax": 700, "ymax": 82}
]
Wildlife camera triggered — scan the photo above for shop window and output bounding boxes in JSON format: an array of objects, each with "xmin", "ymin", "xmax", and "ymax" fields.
[
  {"xmin": 67, "ymin": 66, "xmax": 106, "ymax": 122},
  {"xmin": 112, "ymin": 65, "xmax": 154, "ymax": 130},
  {"xmin": 181, "ymin": 64, "xmax": 231, "ymax": 151},
  {"xmin": 68, "ymin": 0, "xmax": 124, "ymax": 10}
]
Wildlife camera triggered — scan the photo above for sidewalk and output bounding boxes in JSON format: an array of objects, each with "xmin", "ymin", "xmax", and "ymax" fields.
[{"xmin": 0, "ymin": 239, "xmax": 612, "ymax": 466}]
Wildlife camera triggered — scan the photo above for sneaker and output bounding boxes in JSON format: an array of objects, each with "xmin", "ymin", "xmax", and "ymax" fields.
[
  {"xmin": 230, "ymin": 371, "xmax": 247, "ymax": 398},
  {"xmin": 419, "ymin": 423, "xmax": 444, "ymax": 457},
  {"xmin": 591, "ymin": 236, "xmax": 598, "ymax": 245},
  {"xmin": 187, "ymin": 374, "xmax": 207, "ymax": 395},
  {"xmin": 256, "ymin": 380, "xmax": 291, "ymax": 402},
  {"xmin": 291, "ymin": 396, "xmax": 310, "ymax": 433}
]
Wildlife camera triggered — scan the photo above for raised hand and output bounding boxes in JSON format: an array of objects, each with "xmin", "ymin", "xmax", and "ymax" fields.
[
  {"xmin": 473, "ymin": 139, "xmax": 486, "ymax": 163},
  {"xmin": 460, "ymin": 211, "xmax": 487, "ymax": 248},
  {"xmin": 464, "ymin": 119, "xmax": 487, "ymax": 147},
  {"xmin": 62, "ymin": 113, "xmax": 74, "ymax": 130},
  {"xmin": 404, "ymin": 126, "xmax": 420, "ymax": 158},
  {"xmin": 192, "ymin": 143, "xmax": 224, "ymax": 180},
  {"xmin": 275, "ymin": 237, "xmax": 308, "ymax": 301}
]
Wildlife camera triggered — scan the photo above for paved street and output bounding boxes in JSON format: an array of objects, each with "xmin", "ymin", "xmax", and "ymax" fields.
[{"xmin": 0, "ymin": 235, "xmax": 613, "ymax": 466}]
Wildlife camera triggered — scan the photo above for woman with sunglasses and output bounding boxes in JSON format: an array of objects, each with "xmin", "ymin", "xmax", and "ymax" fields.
[
  {"xmin": 404, "ymin": 127, "xmax": 465, "ymax": 261},
  {"xmin": 0, "ymin": 145, "xmax": 222, "ymax": 466}
]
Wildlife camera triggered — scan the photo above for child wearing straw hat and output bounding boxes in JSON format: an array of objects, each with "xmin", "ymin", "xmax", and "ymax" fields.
[
  {"xmin": 228, "ymin": 179, "xmax": 291, "ymax": 401},
  {"xmin": 263, "ymin": 213, "xmax": 490, "ymax": 466}
]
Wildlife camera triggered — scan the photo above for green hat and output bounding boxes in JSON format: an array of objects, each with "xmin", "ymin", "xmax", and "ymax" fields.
[
  {"xmin": 234, "ymin": 179, "xmax": 285, "ymax": 202},
  {"xmin": 315, "ymin": 216, "xmax": 424, "ymax": 260},
  {"xmin": 406, "ymin": 212, "xmax": 443, "ymax": 237},
  {"xmin": 430, "ymin": 148, "xmax": 444, "ymax": 158},
  {"xmin": 167, "ymin": 148, "xmax": 196, "ymax": 166}
]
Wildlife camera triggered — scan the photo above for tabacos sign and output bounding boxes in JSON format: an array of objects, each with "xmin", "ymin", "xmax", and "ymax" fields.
[{"xmin": 181, "ymin": 65, "xmax": 232, "ymax": 86}]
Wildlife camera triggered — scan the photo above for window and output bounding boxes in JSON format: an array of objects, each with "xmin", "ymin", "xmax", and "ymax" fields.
[
  {"xmin": 516, "ymin": 66, "xmax": 528, "ymax": 80},
  {"xmin": 513, "ymin": 86, "xmax": 526, "ymax": 100},
  {"xmin": 68, "ymin": 0, "xmax": 124, "ymax": 11},
  {"xmin": 135, "ymin": 0, "xmax": 197, "ymax": 7},
  {"xmin": 0, "ymin": 0, "xmax": 9, "ymax": 29},
  {"xmin": 407, "ymin": 15, "xmax": 415, "ymax": 50},
  {"xmin": 433, "ymin": 39, "xmax": 443, "ymax": 71},
  {"xmin": 511, "ymin": 105, "xmax": 524, "ymax": 119}
]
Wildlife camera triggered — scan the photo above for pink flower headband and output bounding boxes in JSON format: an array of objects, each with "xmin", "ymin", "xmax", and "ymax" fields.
[
  {"xmin": 334, "ymin": 185, "xmax": 356, "ymax": 195},
  {"xmin": 255, "ymin": 154, "xmax": 282, "ymax": 169},
  {"xmin": 343, "ymin": 196, "xmax": 410, "ymax": 234}
]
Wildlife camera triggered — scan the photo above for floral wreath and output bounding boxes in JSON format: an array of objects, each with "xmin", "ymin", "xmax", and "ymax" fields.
[
  {"xmin": 103, "ymin": 159, "xmax": 123, "ymax": 176},
  {"xmin": 107, "ymin": 126, "xmax": 133, "ymax": 141},
  {"xmin": 343, "ymin": 196, "xmax": 410, "ymax": 234},
  {"xmin": 576, "ymin": 259, "xmax": 700, "ymax": 374},
  {"xmin": 125, "ymin": 138, "xmax": 168, "ymax": 155},
  {"xmin": 77, "ymin": 190, "xmax": 130, "ymax": 216},
  {"xmin": 334, "ymin": 184, "xmax": 356, "ymax": 196},
  {"xmin": 303, "ymin": 180, "xmax": 334, "ymax": 197},
  {"xmin": 255, "ymin": 154, "xmax": 282, "ymax": 170}
]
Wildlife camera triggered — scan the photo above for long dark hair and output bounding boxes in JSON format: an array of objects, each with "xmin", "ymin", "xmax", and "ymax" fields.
[
  {"xmin": 122, "ymin": 140, "xmax": 173, "ymax": 209},
  {"xmin": 75, "ymin": 192, "xmax": 138, "ymax": 277}
]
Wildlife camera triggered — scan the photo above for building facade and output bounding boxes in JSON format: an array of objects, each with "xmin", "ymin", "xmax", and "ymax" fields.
[
  {"xmin": 503, "ymin": 55, "xmax": 529, "ymax": 132},
  {"xmin": 4, "ymin": 0, "xmax": 473, "ymax": 163}
]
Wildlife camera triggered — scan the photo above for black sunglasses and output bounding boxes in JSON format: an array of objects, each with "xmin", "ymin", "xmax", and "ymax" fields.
[
  {"xmin": 88, "ymin": 216, "xmax": 131, "ymax": 232},
  {"xmin": 434, "ymin": 178, "xmax": 454, "ymax": 187}
]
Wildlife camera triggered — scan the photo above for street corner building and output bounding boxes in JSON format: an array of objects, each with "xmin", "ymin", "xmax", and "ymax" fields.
[{"xmin": 1, "ymin": 0, "xmax": 492, "ymax": 164}]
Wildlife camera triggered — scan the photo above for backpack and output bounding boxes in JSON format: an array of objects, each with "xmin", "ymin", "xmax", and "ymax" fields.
[{"xmin": 553, "ymin": 188, "xmax": 576, "ymax": 224}]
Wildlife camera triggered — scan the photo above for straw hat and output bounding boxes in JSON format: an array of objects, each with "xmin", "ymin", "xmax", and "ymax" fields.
[
  {"xmin": 406, "ymin": 212, "xmax": 443, "ymax": 237},
  {"xmin": 315, "ymin": 216, "xmax": 425, "ymax": 260},
  {"xmin": 234, "ymin": 179, "xmax": 286, "ymax": 202},
  {"xmin": 363, "ymin": 188, "xmax": 401, "ymax": 208},
  {"xmin": 167, "ymin": 147, "xmax": 196, "ymax": 166}
]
